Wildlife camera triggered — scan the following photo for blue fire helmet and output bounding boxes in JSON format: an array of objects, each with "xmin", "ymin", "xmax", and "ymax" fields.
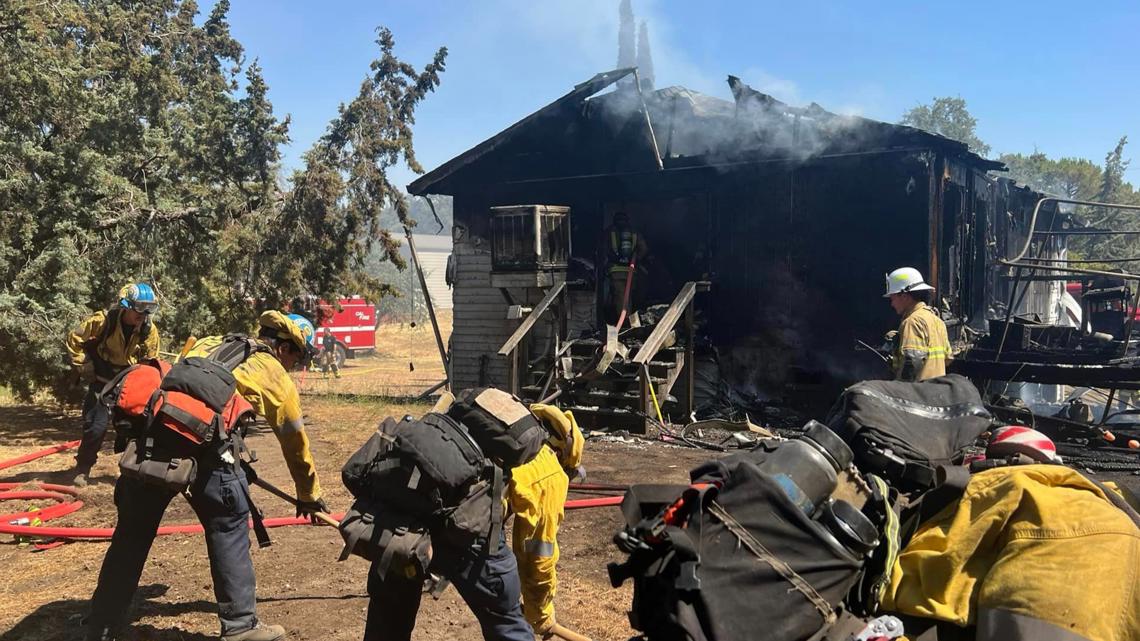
[
  {"xmin": 119, "ymin": 283, "xmax": 158, "ymax": 314},
  {"xmin": 287, "ymin": 313, "xmax": 316, "ymax": 348}
]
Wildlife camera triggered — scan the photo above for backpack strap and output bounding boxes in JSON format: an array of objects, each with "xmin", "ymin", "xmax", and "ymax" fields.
[
  {"xmin": 488, "ymin": 464, "xmax": 505, "ymax": 548},
  {"xmin": 84, "ymin": 308, "xmax": 123, "ymax": 381},
  {"xmin": 899, "ymin": 465, "xmax": 972, "ymax": 545},
  {"xmin": 1087, "ymin": 478, "xmax": 1140, "ymax": 530},
  {"xmin": 90, "ymin": 307, "xmax": 119, "ymax": 354},
  {"xmin": 207, "ymin": 335, "xmax": 268, "ymax": 371},
  {"xmin": 234, "ymin": 455, "xmax": 271, "ymax": 548},
  {"xmin": 850, "ymin": 474, "xmax": 902, "ymax": 616},
  {"xmin": 141, "ymin": 388, "xmax": 165, "ymax": 460},
  {"xmin": 238, "ymin": 477, "xmax": 271, "ymax": 548}
]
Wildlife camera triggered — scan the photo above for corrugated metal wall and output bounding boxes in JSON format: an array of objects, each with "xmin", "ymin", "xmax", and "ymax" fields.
[{"xmin": 404, "ymin": 234, "xmax": 454, "ymax": 311}]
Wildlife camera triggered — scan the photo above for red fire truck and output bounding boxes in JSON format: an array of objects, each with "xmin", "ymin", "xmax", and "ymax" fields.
[{"xmin": 297, "ymin": 297, "xmax": 378, "ymax": 368}]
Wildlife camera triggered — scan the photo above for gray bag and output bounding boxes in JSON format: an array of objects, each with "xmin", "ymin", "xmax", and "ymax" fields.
[
  {"xmin": 338, "ymin": 498, "xmax": 433, "ymax": 578},
  {"xmin": 117, "ymin": 439, "xmax": 197, "ymax": 493}
]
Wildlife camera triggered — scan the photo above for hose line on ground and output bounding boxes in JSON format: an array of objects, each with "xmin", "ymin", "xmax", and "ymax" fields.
[{"xmin": 0, "ymin": 441, "xmax": 624, "ymax": 544}]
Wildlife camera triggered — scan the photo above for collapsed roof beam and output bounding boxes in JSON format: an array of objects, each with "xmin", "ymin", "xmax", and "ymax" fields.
[{"xmin": 632, "ymin": 69, "xmax": 663, "ymax": 171}]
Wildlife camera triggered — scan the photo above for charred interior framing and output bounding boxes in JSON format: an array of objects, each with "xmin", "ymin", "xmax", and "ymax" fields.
[{"xmin": 954, "ymin": 198, "xmax": 1140, "ymax": 409}]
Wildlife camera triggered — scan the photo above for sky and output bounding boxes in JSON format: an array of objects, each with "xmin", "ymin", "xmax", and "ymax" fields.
[{"xmin": 207, "ymin": 0, "xmax": 1140, "ymax": 190}]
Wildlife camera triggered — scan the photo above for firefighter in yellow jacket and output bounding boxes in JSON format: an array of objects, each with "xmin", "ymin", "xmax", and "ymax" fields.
[
  {"xmin": 185, "ymin": 312, "xmax": 325, "ymax": 507},
  {"xmin": 65, "ymin": 283, "xmax": 161, "ymax": 486},
  {"xmin": 509, "ymin": 404, "xmax": 586, "ymax": 638},
  {"xmin": 882, "ymin": 464, "xmax": 1140, "ymax": 641},
  {"xmin": 85, "ymin": 311, "xmax": 328, "ymax": 641},
  {"xmin": 884, "ymin": 267, "xmax": 951, "ymax": 381}
]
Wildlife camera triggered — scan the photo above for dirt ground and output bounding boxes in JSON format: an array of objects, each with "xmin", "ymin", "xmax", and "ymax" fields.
[
  {"xmin": 7, "ymin": 314, "xmax": 1140, "ymax": 641},
  {"xmin": 0, "ymin": 326, "xmax": 716, "ymax": 641}
]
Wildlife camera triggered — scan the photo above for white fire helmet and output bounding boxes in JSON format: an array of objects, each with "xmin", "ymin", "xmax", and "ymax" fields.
[{"xmin": 884, "ymin": 267, "xmax": 935, "ymax": 298}]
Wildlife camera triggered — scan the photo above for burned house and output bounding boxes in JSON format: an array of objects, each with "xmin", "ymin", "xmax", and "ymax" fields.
[{"xmin": 409, "ymin": 68, "xmax": 1060, "ymax": 429}]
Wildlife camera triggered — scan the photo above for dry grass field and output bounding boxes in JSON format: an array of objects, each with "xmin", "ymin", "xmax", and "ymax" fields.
[{"xmin": 296, "ymin": 311, "xmax": 451, "ymax": 398}]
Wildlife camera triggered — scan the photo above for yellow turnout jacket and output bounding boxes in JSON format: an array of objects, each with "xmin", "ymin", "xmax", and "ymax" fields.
[
  {"xmin": 892, "ymin": 302, "xmax": 951, "ymax": 381},
  {"xmin": 66, "ymin": 309, "xmax": 161, "ymax": 379},
  {"xmin": 882, "ymin": 465, "xmax": 1140, "ymax": 641},
  {"xmin": 188, "ymin": 336, "xmax": 322, "ymax": 502},
  {"xmin": 508, "ymin": 404, "xmax": 585, "ymax": 632}
]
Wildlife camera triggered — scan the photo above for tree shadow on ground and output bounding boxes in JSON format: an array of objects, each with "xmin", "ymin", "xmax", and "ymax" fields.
[
  {"xmin": 0, "ymin": 405, "xmax": 77, "ymax": 443},
  {"xmin": 0, "ymin": 584, "xmax": 215, "ymax": 641}
]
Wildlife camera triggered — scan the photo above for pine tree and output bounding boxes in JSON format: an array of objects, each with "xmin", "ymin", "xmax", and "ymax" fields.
[
  {"xmin": 0, "ymin": 2, "xmax": 445, "ymax": 400},
  {"xmin": 900, "ymin": 97, "xmax": 991, "ymax": 157},
  {"xmin": 258, "ymin": 28, "xmax": 448, "ymax": 306}
]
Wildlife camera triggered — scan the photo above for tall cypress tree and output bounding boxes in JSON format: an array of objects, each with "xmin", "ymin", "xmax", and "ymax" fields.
[
  {"xmin": 636, "ymin": 20, "xmax": 655, "ymax": 91},
  {"xmin": 617, "ymin": 0, "xmax": 635, "ymax": 89}
]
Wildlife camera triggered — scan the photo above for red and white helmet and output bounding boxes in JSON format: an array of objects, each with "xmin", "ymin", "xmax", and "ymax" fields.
[{"xmin": 986, "ymin": 426, "xmax": 1057, "ymax": 462}]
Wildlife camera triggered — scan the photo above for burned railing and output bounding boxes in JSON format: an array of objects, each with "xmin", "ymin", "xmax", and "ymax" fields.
[
  {"xmin": 498, "ymin": 281, "xmax": 567, "ymax": 396},
  {"xmin": 631, "ymin": 281, "xmax": 710, "ymax": 425}
]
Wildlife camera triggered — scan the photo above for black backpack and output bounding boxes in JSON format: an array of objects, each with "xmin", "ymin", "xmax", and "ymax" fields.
[
  {"xmin": 339, "ymin": 412, "xmax": 511, "ymax": 576},
  {"xmin": 116, "ymin": 335, "xmax": 273, "ymax": 545},
  {"xmin": 342, "ymin": 413, "xmax": 488, "ymax": 523},
  {"xmin": 446, "ymin": 387, "xmax": 547, "ymax": 468},
  {"xmin": 117, "ymin": 335, "xmax": 265, "ymax": 470},
  {"xmin": 825, "ymin": 375, "xmax": 992, "ymax": 495},
  {"xmin": 610, "ymin": 448, "xmax": 872, "ymax": 641}
]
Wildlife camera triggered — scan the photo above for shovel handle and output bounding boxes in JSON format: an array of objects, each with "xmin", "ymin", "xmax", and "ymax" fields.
[
  {"xmin": 309, "ymin": 511, "xmax": 340, "ymax": 528},
  {"xmin": 250, "ymin": 476, "xmax": 340, "ymax": 527}
]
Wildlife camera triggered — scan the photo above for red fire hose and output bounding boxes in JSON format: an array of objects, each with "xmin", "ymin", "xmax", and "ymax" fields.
[
  {"xmin": 564, "ymin": 496, "xmax": 623, "ymax": 509},
  {"xmin": 0, "ymin": 440, "xmax": 80, "ymax": 471},
  {"xmin": 614, "ymin": 259, "xmax": 636, "ymax": 332},
  {"xmin": 0, "ymin": 441, "xmax": 625, "ymax": 544}
]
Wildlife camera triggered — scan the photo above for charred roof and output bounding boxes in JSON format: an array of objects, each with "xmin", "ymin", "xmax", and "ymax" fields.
[{"xmin": 409, "ymin": 68, "xmax": 1004, "ymax": 196}]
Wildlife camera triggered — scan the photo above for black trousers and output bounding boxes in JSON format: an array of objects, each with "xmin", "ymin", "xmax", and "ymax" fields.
[
  {"xmin": 87, "ymin": 461, "xmax": 259, "ymax": 637},
  {"xmin": 77, "ymin": 382, "xmax": 111, "ymax": 469},
  {"xmin": 364, "ymin": 534, "xmax": 533, "ymax": 641}
]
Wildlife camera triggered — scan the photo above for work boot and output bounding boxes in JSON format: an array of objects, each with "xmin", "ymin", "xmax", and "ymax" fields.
[
  {"xmin": 72, "ymin": 466, "xmax": 92, "ymax": 488},
  {"xmin": 221, "ymin": 623, "xmax": 286, "ymax": 641}
]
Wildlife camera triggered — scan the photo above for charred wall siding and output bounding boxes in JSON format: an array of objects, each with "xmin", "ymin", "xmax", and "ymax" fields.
[{"xmin": 708, "ymin": 152, "xmax": 934, "ymax": 388}]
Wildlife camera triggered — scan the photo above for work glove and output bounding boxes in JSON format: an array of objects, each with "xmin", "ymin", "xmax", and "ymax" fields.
[
  {"xmin": 296, "ymin": 497, "xmax": 331, "ymax": 525},
  {"xmin": 881, "ymin": 330, "xmax": 899, "ymax": 352}
]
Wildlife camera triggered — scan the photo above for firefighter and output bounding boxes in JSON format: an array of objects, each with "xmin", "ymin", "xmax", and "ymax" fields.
[
  {"xmin": 320, "ymin": 327, "xmax": 340, "ymax": 378},
  {"xmin": 84, "ymin": 311, "xmax": 328, "ymax": 641},
  {"xmin": 509, "ymin": 404, "xmax": 586, "ymax": 638},
  {"xmin": 884, "ymin": 267, "xmax": 951, "ymax": 381},
  {"xmin": 65, "ymin": 283, "xmax": 161, "ymax": 487},
  {"xmin": 604, "ymin": 212, "xmax": 648, "ymax": 322},
  {"xmin": 363, "ymin": 392, "xmax": 535, "ymax": 641}
]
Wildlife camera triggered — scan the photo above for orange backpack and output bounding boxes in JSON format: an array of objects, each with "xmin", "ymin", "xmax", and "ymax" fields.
[
  {"xmin": 102, "ymin": 359, "xmax": 172, "ymax": 419},
  {"xmin": 103, "ymin": 336, "xmax": 263, "ymax": 449}
]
